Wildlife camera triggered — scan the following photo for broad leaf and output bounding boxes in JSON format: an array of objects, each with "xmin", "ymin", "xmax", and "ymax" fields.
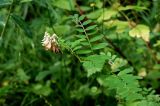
[
  {"xmin": 129, "ymin": 24, "xmax": 150, "ymax": 42},
  {"xmin": 97, "ymin": 9, "xmax": 118, "ymax": 22},
  {"xmin": 53, "ymin": 25, "xmax": 71, "ymax": 35},
  {"xmin": 104, "ymin": 19, "xmax": 129, "ymax": 33},
  {"xmin": 118, "ymin": 5, "xmax": 147, "ymax": 11},
  {"xmin": 87, "ymin": 9, "xmax": 103, "ymax": 19},
  {"xmin": 52, "ymin": 0, "xmax": 75, "ymax": 11}
]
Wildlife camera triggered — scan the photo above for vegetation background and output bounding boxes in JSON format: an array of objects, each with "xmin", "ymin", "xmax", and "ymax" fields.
[{"xmin": 0, "ymin": 0, "xmax": 160, "ymax": 106}]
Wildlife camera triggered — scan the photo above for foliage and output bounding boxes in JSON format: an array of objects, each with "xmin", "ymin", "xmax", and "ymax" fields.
[{"xmin": 0, "ymin": 0, "xmax": 160, "ymax": 106}]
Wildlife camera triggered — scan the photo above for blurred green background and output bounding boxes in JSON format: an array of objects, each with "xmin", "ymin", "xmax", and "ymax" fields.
[{"xmin": 0, "ymin": 0, "xmax": 160, "ymax": 106}]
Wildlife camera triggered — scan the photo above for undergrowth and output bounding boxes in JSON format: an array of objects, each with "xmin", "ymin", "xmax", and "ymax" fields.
[{"xmin": 0, "ymin": 0, "xmax": 160, "ymax": 106}]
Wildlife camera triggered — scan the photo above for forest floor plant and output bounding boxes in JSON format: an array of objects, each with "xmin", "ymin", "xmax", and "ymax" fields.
[{"xmin": 0, "ymin": 0, "xmax": 160, "ymax": 106}]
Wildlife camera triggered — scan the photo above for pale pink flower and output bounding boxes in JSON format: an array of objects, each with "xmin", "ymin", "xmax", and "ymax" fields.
[{"xmin": 42, "ymin": 32, "xmax": 60, "ymax": 53}]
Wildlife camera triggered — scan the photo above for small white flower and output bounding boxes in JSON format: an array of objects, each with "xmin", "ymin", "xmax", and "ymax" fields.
[
  {"xmin": 42, "ymin": 32, "xmax": 60, "ymax": 53},
  {"xmin": 50, "ymin": 33, "xmax": 58, "ymax": 44},
  {"xmin": 41, "ymin": 32, "xmax": 51, "ymax": 50}
]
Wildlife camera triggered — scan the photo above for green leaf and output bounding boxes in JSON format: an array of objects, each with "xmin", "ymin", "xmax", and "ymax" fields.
[
  {"xmin": 92, "ymin": 43, "xmax": 107, "ymax": 50},
  {"xmin": 75, "ymin": 35, "xmax": 86, "ymax": 39},
  {"xmin": 148, "ymin": 71, "xmax": 160, "ymax": 79},
  {"xmin": 74, "ymin": 14, "xmax": 79, "ymax": 19},
  {"xmin": 73, "ymin": 45, "xmax": 82, "ymax": 51},
  {"xmin": 76, "ymin": 28, "xmax": 84, "ymax": 32},
  {"xmin": 71, "ymin": 39, "xmax": 85, "ymax": 48},
  {"xmin": 154, "ymin": 40, "xmax": 160, "ymax": 47},
  {"xmin": 53, "ymin": 0, "xmax": 75, "ymax": 11},
  {"xmin": 87, "ymin": 9, "xmax": 103, "ymax": 19},
  {"xmin": 20, "ymin": 0, "xmax": 32, "ymax": 3},
  {"xmin": 87, "ymin": 30, "xmax": 98, "ymax": 36},
  {"xmin": 83, "ymin": 54, "xmax": 109, "ymax": 77},
  {"xmin": 0, "ymin": 0, "xmax": 12, "ymax": 7},
  {"xmin": 31, "ymin": 83, "xmax": 52, "ymax": 96},
  {"xmin": 83, "ymin": 20, "xmax": 92, "ymax": 26},
  {"xmin": 76, "ymin": 24, "xmax": 82, "ymax": 28},
  {"xmin": 0, "ymin": 86, "xmax": 11, "ymax": 96},
  {"xmin": 90, "ymin": 34, "xmax": 104, "ymax": 42},
  {"xmin": 35, "ymin": 71, "xmax": 52, "ymax": 81},
  {"xmin": 53, "ymin": 25, "xmax": 71, "ymax": 35},
  {"xmin": 90, "ymin": 86, "xmax": 101, "ymax": 96},
  {"xmin": 118, "ymin": 5, "xmax": 147, "ymax": 11},
  {"xmin": 111, "ymin": 58, "xmax": 128, "ymax": 70},
  {"xmin": 126, "ymin": 93, "xmax": 143, "ymax": 101},
  {"xmin": 129, "ymin": 24, "xmax": 150, "ymax": 42},
  {"xmin": 11, "ymin": 14, "xmax": 32, "ymax": 37},
  {"xmin": 97, "ymin": 75, "xmax": 121, "ymax": 88},
  {"xmin": 86, "ymin": 25, "xmax": 97, "ymax": 31},
  {"xmin": 104, "ymin": 19, "xmax": 129, "ymax": 33},
  {"xmin": 79, "ymin": 6, "xmax": 92, "ymax": 11},
  {"xmin": 97, "ymin": 9, "xmax": 118, "ymax": 22},
  {"xmin": 81, "ymin": 41, "xmax": 90, "ymax": 46},
  {"xmin": 118, "ymin": 67, "xmax": 133, "ymax": 76},
  {"xmin": 76, "ymin": 49, "xmax": 92, "ymax": 54},
  {"xmin": 0, "ymin": 18, "xmax": 5, "ymax": 27},
  {"xmin": 79, "ymin": 15, "xmax": 85, "ymax": 21},
  {"xmin": 17, "ymin": 68, "xmax": 30, "ymax": 82},
  {"xmin": 70, "ymin": 84, "xmax": 90, "ymax": 99},
  {"xmin": 94, "ymin": 0, "xmax": 103, "ymax": 8}
]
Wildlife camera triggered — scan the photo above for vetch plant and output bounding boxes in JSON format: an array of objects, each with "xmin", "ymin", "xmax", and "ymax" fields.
[
  {"xmin": 48, "ymin": 14, "xmax": 160, "ymax": 105},
  {"xmin": 1, "ymin": 0, "xmax": 160, "ymax": 105}
]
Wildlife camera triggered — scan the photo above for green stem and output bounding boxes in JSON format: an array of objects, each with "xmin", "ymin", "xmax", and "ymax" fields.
[
  {"xmin": 45, "ymin": 0, "xmax": 57, "ymax": 34},
  {"xmin": 79, "ymin": 21, "xmax": 93, "ymax": 52},
  {"xmin": 145, "ymin": 42, "xmax": 160, "ymax": 64},
  {"xmin": 69, "ymin": 47, "xmax": 82, "ymax": 62},
  {"xmin": 0, "ymin": 2, "xmax": 13, "ymax": 38},
  {"xmin": 62, "ymin": 44, "xmax": 82, "ymax": 62}
]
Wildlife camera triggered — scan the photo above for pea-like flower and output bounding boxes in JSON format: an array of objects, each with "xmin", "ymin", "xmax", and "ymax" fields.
[{"xmin": 42, "ymin": 32, "xmax": 60, "ymax": 53}]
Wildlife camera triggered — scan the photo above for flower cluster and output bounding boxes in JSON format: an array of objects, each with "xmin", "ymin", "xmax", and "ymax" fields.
[{"xmin": 41, "ymin": 32, "xmax": 60, "ymax": 53}]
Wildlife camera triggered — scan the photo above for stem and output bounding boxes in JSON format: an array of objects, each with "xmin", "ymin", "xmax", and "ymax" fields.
[
  {"xmin": 70, "ymin": 47, "xmax": 82, "ymax": 62},
  {"xmin": 39, "ymin": 95, "xmax": 52, "ymax": 106},
  {"xmin": 79, "ymin": 21, "xmax": 93, "ymax": 52},
  {"xmin": 64, "ymin": 44, "xmax": 82, "ymax": 62},
  {"xmin": 0, "ymin": 2, "xmax": 13, "ymax": 38},
  {"xmin": 146, "ymin": 42, "xmax": 160, "ymax": 64},
  {"xmin": 20, "ymin": 93, "xmax": 29, "ymax": 106},
  {"xmin": 74, "ymin": 0, "xmax": 84, "ymax": 15},
  {"xmin": 119, "ymin": 11, "xmax": 130, "ymax": 22},
  {"xmin": 102, "ymin": 0, "xmax": 105, "ymax": 34},
  {"xmin": 22, "ymin": 4, "xmax": 28, "ymax": 19},
  {"xmin": 45, "ymin": 0, "xmax": 57, "ymax": 34}
]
